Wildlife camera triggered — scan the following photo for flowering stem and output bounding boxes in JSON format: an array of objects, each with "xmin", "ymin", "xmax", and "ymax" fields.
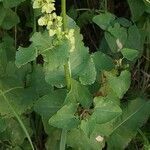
[
  {"xmin": 61, "ymin": 0, "xmax": 71, "ymax": 90},
  {"xmin": 60, "ymin": 0, "xmax": 71, "ymax": 150}
]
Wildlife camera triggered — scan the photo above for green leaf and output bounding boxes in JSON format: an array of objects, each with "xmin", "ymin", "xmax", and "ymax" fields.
[
  {"xmin": 125, "ymin": 25, "xmax": 142, "ymax": 51},
  {"xmin": 121, "ymin": 48, "xmax": 139, "ymax": 61},
  {"xmin": 127, "ymin": 0, "xmax": 146, "ymax": 21},
  {"xmin": 15, "ymin": 45, "xmax": 37, "ymax": 68},
  {"xmin": 106, "ymin": 70, "xmax": 131, "ymax": 99},
  {"xmin": 77, "ymin": 11, "xmax": 95, "ymax": 27},
  {"xmin": 2, "ymin": 35, "xmax": 16, "ymax": 61},
  {"xmin": 93, "ymin": 12, "xmax": 115, "ymax": 30},
  {"xmin": 65, "ymin": 79, "xmax": 92, "ymax": 108},
  {"xmin": 34, "ymin": 89, "xmax": 67, "ymax": 119},
  {"xmin": 43, "ymin": 39, "xmax": 69, "ymax": 70},
  {"xmin": 49, "ymin": 103, "xmax": 80, "ymax": 130},
  {"xmin": 0, "ymin": 77, "xmax": 35, "ymax": 116},
  {"xmin": 45, "ymin": 129, "xmax": 61, "ymax": 150},
  {"xmin": 67, "ymin": 128, "xmax": 104, "ymax": 150},
  {"xmin": 30, "ymin": 31, "xmax": 53, "ymax": 54},
  {"xmin": 91, "ymin": 96, "xmax": 122, "ymax": 124},
  {"xmin": 93, "ymin": 51, "xmax": 114, "ymax": 71},
  {"xmin": 116, "ymin": 17, "xmax": 132, "ymax": 27},
  {"xmin": 0, "ymin": 117, "xmax": 32, "ymax": 146},
  {"xmin": 43, "ymin": 27, "xmax": 94, "ymax": 87},
  {"xmin": 79, "ymin": 56, "xmax": 96, "ymax": 85},
  {"xmin": 0, "ymin": 4, "xmax": 19, "ymax": 29},
  {"xmin": 105, "ymin": 32, "xmax": 118, "ymax": 53},
  {"xmin": 30, "ymin": 65, "xmax": 52, "ymax": 97},
  {"xmin": 107, "ymin": 98, "xmax": 150, "ymax": 150},
  {"xmin": 107, "ymin": 23, "xmax": 127, "ymax": 52},
  {"xmin": 2, "ymin": 0, "xmax": 25, "ymax": 8}
]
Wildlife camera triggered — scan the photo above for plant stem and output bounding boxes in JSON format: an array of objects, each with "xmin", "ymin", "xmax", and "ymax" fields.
[
  {"xmin": 61, "ymin": 0, "xmax": 72, "ymax": 91},
  {"xmin": 60, "ymin": 129, "xmax": 67, "ymax": 150},
  {"xmin": 60, "ymin": 0, "xmax": 71, "ymax": 150},
  {"xmin": 61, "ymin": 0, "xmax": 67, "ymax": 31}
]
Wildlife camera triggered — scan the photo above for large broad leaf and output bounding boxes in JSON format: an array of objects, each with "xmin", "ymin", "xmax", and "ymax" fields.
[
  {"xmin": 2, "ymin": 0, "xmax": 25, "ymax": 8},
  {"xmin": 43, "ymin": 39, "xmax": 70, "ymax": 86},
  {"xmin": 0, "ymin": 4, "xmax": 19, "ymax": 29},
  {"xmin": 0, "ymin": 77, "xmax": 35, "ymax": 117},
  {"xmin": 30, "ymin": 65, "xmax": 52, "ymax": 97},
  {"xmin": 65, "ymin": 79, "xmax": 92, "ymax": 108},
  {"xmin": 49, "ymin": 103, "xmax": 80, "ymax": 130},
  {"xmin": 43, "ymin": 26, "xmax": 96, "ymax": 86},
  {"xmin": 43, "ymin": 40, "xmax": 69, "ymax": 70},
  {"xmin": 34, "ymin": 89, "xmax": 66, "ymax": 135},
  {"xmin": 91, "ymin": 96, "xmax": 122, "ymax": 124},
  {"xmin": 30, "ymin": 31, "xmax": 53, "ymax": 54},
  {"xmin": 93, "ymin": 51, "xmax": 114, "ymax": 71},
  {"xmin": 34, "ymin": 89, "xmax": 67, "ymax": 119},
  {"xmin": 0, "ymin": 117, "xmax": 32, "ymax": 146},
  {"xmin": 93, "ymin": 12, "xmax": 115, "ymax": 30},
  {"xmin": 106, "ymin": 70, "xmax": 131, "ymax": 99},
  {"xmin": 107, "ymin": 98, "xmax": 150, "ymax": 150},
  {"xmin": 15, "ymin": 45, "xmax": 37, "ymax": 68},
  {"xmin": 67, "ymin": 128, "xmax": 104, "ymax": 150},
  {"xmin": 127, "ymin": 0, "xmax": 146, "ymax": 21},
  {"xmin": 121, "ymin": 48, "xmax": 139, "ymax": 61}
]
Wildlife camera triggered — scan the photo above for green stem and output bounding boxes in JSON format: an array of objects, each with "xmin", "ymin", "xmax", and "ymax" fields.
[
  {"xmin": 60, "ymin": 129, "xmax": 67, "ymax": 150},
  {"xmin": 60, "ymin": 0, "xmax": 71, "ymax": 150},
  {"xmin": 61, "ymin": 0, "xmax": 67, "ymax": 31},
  {"xmin": 0, "ymin": 90, "xmax": 34, "ymax": 150}
]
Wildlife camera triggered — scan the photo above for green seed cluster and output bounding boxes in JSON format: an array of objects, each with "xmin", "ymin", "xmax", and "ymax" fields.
[{"xmin": 33, "ymin": 0, "xmax": 75, "ymax": 52}]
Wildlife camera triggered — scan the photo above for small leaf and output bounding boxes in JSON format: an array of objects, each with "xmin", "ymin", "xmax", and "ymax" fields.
[
  {"xmin": 49, "ymin": 103, "xmax": 80, "ymax": 130},
  {"xmin": 121, "ymin": 48, "xmax": 139, "ymax": 61},
  {"xmin": 15, "ymin": 45, "xmax": 37, "ymax": 68},
  {"xmin": 106, "ymin": 70, "xmax": 131, "ymax": 99},
  {"xmin": 127, "ymin": 0, "xmax": 146, "ymax": 21},
  {"xmin": 93, "ymin": 12, "xmax": 115, "ymax": 30},
  {"xmin": 107, "ymin": 23, "xmax": 127, "ymax": 52},
  {"xmin": 91, "ymin": 96, "xmax": 122, "ymax": 124}
]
